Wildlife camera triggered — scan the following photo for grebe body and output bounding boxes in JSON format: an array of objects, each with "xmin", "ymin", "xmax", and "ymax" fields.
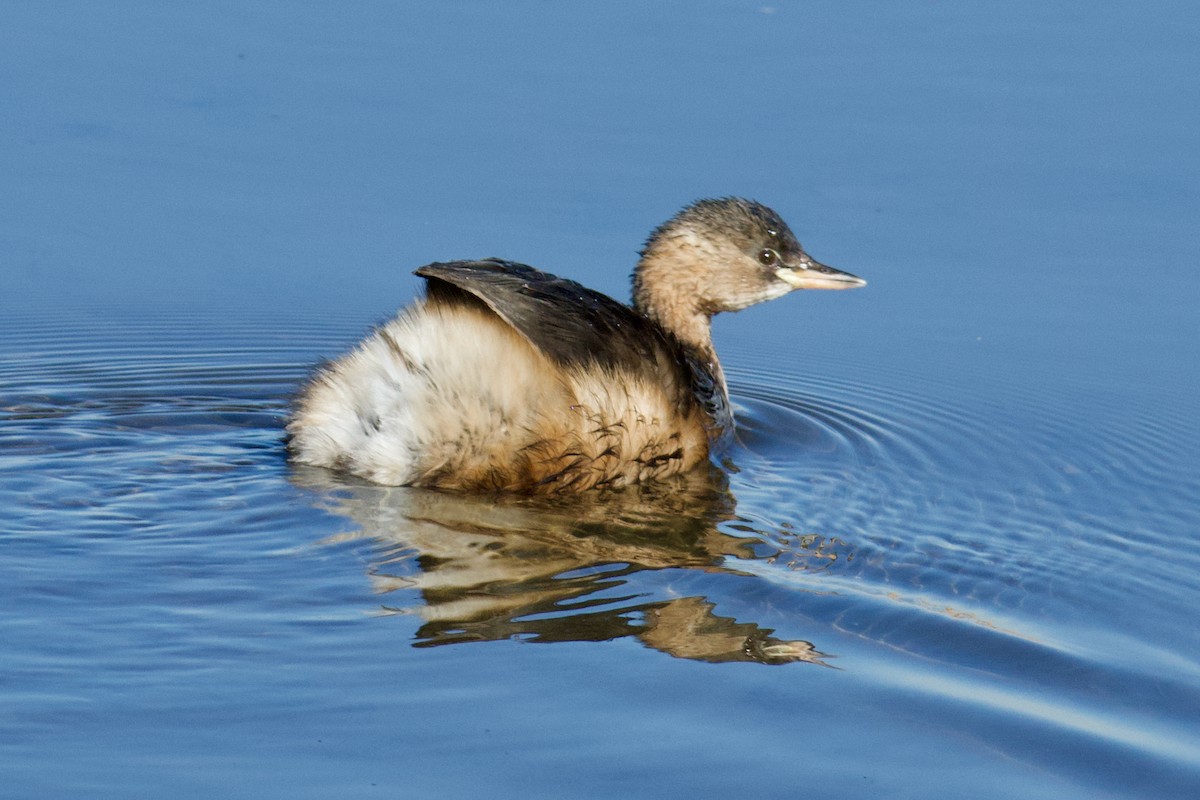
[{"xmin": 287, "ymin": 198, "xmax": 864, "ymax": 493}]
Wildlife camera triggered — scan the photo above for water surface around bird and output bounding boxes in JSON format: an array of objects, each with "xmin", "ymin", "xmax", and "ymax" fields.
[
  {"xmin": 4, "ymin": 303, "xmax": 1197, "ymax": 797},
  {"xmin": 4, "ymin": 3, "xmax": 1199, "ymax": 798}
]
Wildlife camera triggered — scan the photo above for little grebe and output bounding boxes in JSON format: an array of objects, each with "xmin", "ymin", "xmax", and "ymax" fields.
[{"xmin": 287, "ymin": 198, "xmax": 865, "ymax": 493}]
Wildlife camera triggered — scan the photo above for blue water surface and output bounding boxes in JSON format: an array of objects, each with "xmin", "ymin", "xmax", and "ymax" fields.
[{"xmin": 3, "ymin": 3, "xmax": 1199, "ymax": 798}]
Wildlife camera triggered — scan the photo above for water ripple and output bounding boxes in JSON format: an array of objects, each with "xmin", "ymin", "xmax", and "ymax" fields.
[
  {"xmin": 723, "ymin": 355, "xmax": 1200, "ymax": 646},
  {"xmin": 3, "ymin": 308, "xmax": 1199, "ymax": 789}
]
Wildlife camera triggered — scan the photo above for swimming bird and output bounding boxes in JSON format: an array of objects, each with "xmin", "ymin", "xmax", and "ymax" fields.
[{"xmin": 286, "ymin": 198, "xmax": 865, "ymax": 493}]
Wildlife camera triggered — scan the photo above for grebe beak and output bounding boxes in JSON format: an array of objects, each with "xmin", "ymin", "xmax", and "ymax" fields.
[{"xmin": 776, "ymin": 256, "xmax": 866, "ymax": 290}]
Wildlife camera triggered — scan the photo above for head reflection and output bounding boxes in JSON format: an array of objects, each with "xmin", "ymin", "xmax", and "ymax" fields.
[{"xmin": 292, "ymin": 465, "xmax": 830, "ymax": 666}]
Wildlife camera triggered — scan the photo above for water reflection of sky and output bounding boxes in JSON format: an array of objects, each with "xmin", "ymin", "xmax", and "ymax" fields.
[{"xmin": 3, "ymin": 3, "xmax": 1199, "ymax": 798}]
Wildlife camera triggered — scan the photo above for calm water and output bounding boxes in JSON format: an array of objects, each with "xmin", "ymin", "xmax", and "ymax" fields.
[{"xmin": 3, "ymin": 3, "xmax": 1199, "ymax": 798}]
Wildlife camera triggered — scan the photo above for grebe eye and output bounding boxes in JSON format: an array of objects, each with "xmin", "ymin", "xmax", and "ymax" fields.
[{"xmin": 758, "ymin": 248, "xmax": 779, "ymax": 266}]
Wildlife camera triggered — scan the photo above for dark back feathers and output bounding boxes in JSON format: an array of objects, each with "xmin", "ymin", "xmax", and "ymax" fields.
[{"xmin": 417, "ymin": 259, "xmax": 678, "ymax": 375}]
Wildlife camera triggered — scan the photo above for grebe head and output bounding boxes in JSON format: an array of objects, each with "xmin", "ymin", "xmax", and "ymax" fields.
[{"xmin": 633, "ymin": 198, "xmax": 865, "ymax": 333}]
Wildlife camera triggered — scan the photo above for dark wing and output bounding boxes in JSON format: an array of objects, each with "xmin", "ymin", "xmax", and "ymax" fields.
[{"xmin": 415, "ymin": 259, "xmax": 675, "ymax": 374}]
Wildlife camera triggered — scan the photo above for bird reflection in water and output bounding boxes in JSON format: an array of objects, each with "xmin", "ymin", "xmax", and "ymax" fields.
[{"xmin": 291, "ymin": 465, "xmax": 832, "ymax": 666}]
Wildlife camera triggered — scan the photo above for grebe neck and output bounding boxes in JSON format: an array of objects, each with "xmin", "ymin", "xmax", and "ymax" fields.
[
  {"xmin": 632, "ymin": 261, "xmax": 731, "ymax": 437},
  {"xmin": 631, "ymin": 245, "xmax": 718, "ymax": 358}
]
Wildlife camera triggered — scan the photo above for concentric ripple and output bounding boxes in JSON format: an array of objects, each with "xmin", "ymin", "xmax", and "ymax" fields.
[
  {"xmin": 726, "ymin": 351, "xmax": 1200, "ymax": 615},
  {"xmin": 3, "ymin": 305, "xmax": 1197, "ymax": 643}
]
